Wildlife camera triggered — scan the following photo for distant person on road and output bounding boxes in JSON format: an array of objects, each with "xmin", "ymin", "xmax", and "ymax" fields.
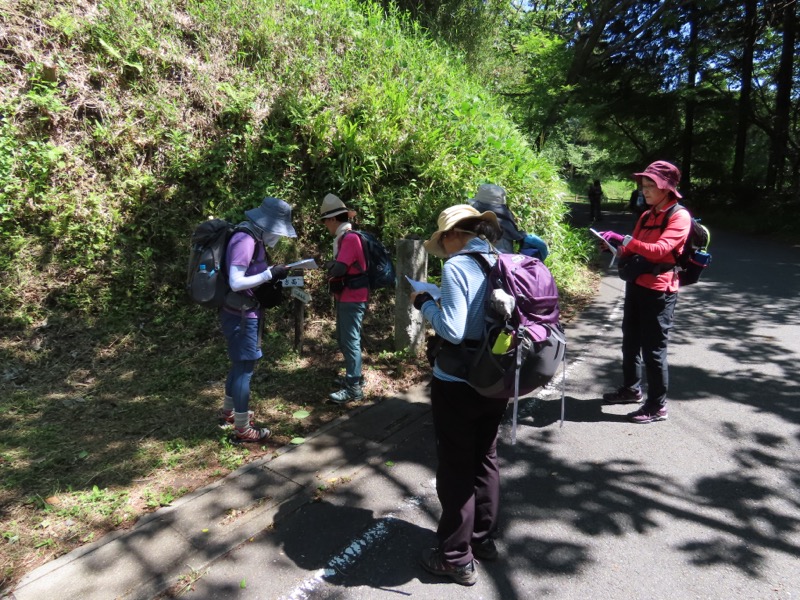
[
  {"xmin": 320, "ymin": 193, "xmax": 368, "ymax": 405},
  {"xmin": 588, "ymin": 178, "xmax": 604, "ymax": 222},
  {"xmin": 629, "ymin": 182, "xmax": 646, "ymax": 218},
  {"xmin": 219, "ymin": 198, "xmax": 294, "ymax": 443},
  {"xmin": 468, "ymin": 183, "xmax": 549, "ymax": 259},
  {"xmin": 596, "ymin": 161, "xmax": 691, "ymax": 423},
  {"xmin": 411, "ymin": 204, "xmax": 506, "ymax": 586}
]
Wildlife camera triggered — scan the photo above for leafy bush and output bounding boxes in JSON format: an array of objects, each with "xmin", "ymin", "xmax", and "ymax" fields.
[{"xmin": 0, "ymin": 0, "xmax": 584, "ymax": 330}]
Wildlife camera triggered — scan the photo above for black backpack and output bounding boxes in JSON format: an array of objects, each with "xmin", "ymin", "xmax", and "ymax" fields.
[
  {"xmin": 343, "ymin": 230, "xmax": 396, "ymax": 290},
  {"xmin": 186, "ymin": 219, "xmax": 283, "ymax": 309},
  {"xmin": 660, "ymin": 205, "xmax": 711, "ymax": 286}
]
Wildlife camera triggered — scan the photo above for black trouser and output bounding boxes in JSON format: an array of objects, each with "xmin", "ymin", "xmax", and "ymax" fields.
[
  {"xmin": 429, "ymin": 377, "xmax": 508, "ymax": 566},
  {"xmin": 589, "ymin": 197, "xmax": 602, "ymax": 220},
  {"xmin": 621, "ymin": 283, "xmax": 678, "ymax": 408}
]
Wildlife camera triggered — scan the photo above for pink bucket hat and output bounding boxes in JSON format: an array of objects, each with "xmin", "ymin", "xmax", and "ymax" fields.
[{"xmin": 634, "ymin": 161, "xmax": 682, "ymax": 199}]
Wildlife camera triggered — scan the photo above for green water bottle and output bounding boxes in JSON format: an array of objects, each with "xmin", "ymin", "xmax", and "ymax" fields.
[{"xmin": 491, "ymin": 329, "xmax": 513, "ymax": 354}]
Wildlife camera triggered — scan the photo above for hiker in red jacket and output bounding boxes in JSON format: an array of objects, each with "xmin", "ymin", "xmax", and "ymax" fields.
[{"xmin": 597, "ymin": 161, "xmax": 691, "ymax": 423}]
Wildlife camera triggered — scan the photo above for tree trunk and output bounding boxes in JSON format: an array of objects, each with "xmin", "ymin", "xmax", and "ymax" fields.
[
  {"xmin": 732, "ymin": 0, "xmax": 757, "ymax": 185},
  {"xmin": 766, "ymin": 0, "xmax": 796, "ymax": 191},
  {"xmin": 681, "ymin": 2, "xmax": 698, "ymax": 198}
]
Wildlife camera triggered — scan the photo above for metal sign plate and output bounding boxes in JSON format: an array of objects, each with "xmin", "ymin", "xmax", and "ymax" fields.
[
  {"xmin": 282, "ymin": 276, "xmax": 304, "ymax": 288},
  {"xmin": 290, "ymin": 287, "xmax": 311, "ymax": 304}
]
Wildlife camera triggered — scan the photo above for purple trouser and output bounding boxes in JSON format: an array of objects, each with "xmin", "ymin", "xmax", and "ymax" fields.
[{"xmin": 429, "ymin": 377, "xmax": 508, "ymax": 566}]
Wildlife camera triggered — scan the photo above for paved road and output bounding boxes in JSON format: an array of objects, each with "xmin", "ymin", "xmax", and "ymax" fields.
[{"xmin": 11, "ymin": 208, "xmax": 800, "ymax": 599}]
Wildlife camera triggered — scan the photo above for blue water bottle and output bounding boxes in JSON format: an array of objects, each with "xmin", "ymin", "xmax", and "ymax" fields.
[{"xmin": 692, "ymin": 250, "xmax": 711, "ymax": 267}]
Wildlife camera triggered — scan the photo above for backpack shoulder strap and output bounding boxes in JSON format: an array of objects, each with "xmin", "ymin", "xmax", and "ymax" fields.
[
  {"xmin": 659, "ymin": 204, "xmax": 689, "ymax": 262},
  {"xmin": 463, "ymin": 251, "xmax": 492, "ymax": 276},
  {"xmin": 230, "ymin": 223, "xmax": 261, "ymax": 268},
  {"xmin": 457, "ymin": 248, "xmax": 503, "ymax": 278},
  {"xmin": 658, "ymin": 203, "xmax": 685, "ymax": 233},
  {"xmin": 234, "ymin": 222, "xmax": 258, "ymax": 239},
  {"xmin": 342, "ymin": 229, "xmax": 368, "ymax": 274}
]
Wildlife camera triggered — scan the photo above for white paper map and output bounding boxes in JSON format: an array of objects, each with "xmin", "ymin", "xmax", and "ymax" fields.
[
  {"xmin": 589, "ymin": 228, "xmax": 618, "ymax": 267},
  {"xmin": 405, "ymin": 276, "xmax": 441, "ymax": 301},
  {"xmin": 286, "ymin": 258, "xmax": 319, "ymax": 270}
]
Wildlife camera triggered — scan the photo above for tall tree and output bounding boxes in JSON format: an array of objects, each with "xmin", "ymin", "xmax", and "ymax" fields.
[
  {"xmin": 681, "ymin": 1, "xmax": 699, "ymax": 196},
  {"xmin": 434, "ymin": 0, "xmax": 799, "ymax": 198},
  {"xmin": 766, "ymin": 0, "xmax": 797, "ymax": 190},
  {"xmin": 732, "ymin": 0, "xmax": 758, "ymax": 185}
]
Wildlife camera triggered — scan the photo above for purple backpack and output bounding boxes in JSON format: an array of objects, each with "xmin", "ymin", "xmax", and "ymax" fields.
[
  {"xmin": 468, "ymin": 252, "xmax": 566, "ymax": 442},
  {"xmin": 432, "ymin": 251, "xmax": 567, "ymax": 441}
]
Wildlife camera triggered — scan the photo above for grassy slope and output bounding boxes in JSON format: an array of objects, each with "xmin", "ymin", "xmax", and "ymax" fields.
[
  {"xmin": 0, "ymin": 0, "xmax": 595, "ymax": 589},
  {"xmin": 1, "ymin": 0, "xmax": 591, "ymax": 325}
]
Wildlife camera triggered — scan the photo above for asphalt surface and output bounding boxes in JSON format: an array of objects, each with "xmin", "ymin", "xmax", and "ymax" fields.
[{"xmin": 9, "ymin": 207, "xmax": 800, "ymax": 600}]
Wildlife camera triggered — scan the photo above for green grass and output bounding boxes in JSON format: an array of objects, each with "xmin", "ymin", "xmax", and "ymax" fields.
[{"xmin": 0, "ymin": 296, "xmax": 437, "ymax": 591}]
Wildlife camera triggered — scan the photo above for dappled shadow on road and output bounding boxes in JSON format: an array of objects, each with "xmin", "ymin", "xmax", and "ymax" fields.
[
  {"xmin": 187, "ymin": 496, "xmax": 434, "ymax": 598},
  {"xmin": 190, "ymin": 395, "xmax": 799, "ymax": 599},
  {"xmin": 668, "ymin": 229, "xmax": 800, "ymax": 427},
  {"xmin": 519, "ymin": 396, "xmax": 632, "ymax": 426},
  {"xmin": 495, "ymin": 409, "xmax": 800, "ymax": 591}
]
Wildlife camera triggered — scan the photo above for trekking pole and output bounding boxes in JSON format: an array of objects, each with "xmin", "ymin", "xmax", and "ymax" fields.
[
  {"xmin": 559, "ymin": 343, "xmax": 567, "ymax": 428},
  {"xmin": 511, "ymin": 343, "xmax": 522, "ymax": 445}
]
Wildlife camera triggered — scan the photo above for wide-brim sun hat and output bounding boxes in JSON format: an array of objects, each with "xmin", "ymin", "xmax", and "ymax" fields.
[
  {"xmin": 470, "ymin": 183, "xmax": 506, "ymax": 206},
  {"xmin": 423, "ymin": 204, "xmax": 500, "ymax": 259},
  {"xmin": 634, "ymin": 160, "xmax": 683, "ymax": 199},
  {"xmin": 319, "ymin": 193, "xmax": 357, "ymax": 220},
  {"xmin": 245, "ymin": 197, "xmax": 297, "ymax": 238}
]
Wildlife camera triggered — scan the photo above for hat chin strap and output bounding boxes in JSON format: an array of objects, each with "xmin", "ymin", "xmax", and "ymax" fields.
[{"xmin": 653, "ymin": 195, "xmax": 673, "ymax": 212}]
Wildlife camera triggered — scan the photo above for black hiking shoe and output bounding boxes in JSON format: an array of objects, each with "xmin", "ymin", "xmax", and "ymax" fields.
[
  {"xmin": 602, "ymin": 386, "xmax": 643, "ymax": 405},
  {"xmin": 471, "ymin": 538, "xmax": 498, "ymax": 561}
]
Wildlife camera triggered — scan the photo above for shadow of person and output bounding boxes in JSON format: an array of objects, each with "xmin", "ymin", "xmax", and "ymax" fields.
[
  {"xmin": 269, "ymin": 494, "xmax": 433, "ymax": 592},
  {"xmin": 514, "ymin": 396, "xmax": 632, "ymax": 429}
]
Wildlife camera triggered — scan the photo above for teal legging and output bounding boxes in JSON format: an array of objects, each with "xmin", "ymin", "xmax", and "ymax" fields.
[{"xmin": 335, "ymin": 300, "xmax": 366, "ymax": 387}]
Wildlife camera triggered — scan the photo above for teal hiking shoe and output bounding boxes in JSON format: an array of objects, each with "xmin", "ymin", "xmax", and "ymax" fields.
[{"xmin": 328, "ymin": 385, "xmax": 363, "ymax": 405}]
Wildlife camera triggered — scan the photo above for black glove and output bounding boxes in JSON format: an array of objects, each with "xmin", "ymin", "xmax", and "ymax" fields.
[
  {"xmin": 413, "ymin": 292, "xmax": 434, "ymax": 310},
  {"xmin": 270, "ymin": 264, "xmax": 289, "ymax": 281},
  {"xmin": 325, "ymin": 260, "xmax": 348, "ymax": 278}
]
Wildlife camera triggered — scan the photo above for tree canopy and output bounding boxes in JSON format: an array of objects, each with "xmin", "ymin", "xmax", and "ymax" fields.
[{"xmin": 413, "ymin": 0, "xmax": 799, "ymax": 205}]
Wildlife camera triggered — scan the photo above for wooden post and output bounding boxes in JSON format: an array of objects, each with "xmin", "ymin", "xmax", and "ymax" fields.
[
  {"xmin": 293, "ymin": 298, "xmax": 304, "ymax": 354},
  {"xmin": 394, "ymin": 237, "xmax": 427, "ymax": 353},
  {"xmin": 291, "ymin": 269, "xmax": 304, "ymax": 355}
]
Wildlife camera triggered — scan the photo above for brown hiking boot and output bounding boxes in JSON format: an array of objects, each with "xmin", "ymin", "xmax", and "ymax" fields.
[{"xmin": 420, "ymin": 548, "xmax": 477, "ymax": 586}]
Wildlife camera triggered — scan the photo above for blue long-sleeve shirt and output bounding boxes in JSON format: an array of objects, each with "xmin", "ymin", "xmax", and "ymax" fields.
[{"xmin": 421, "ymin": 237, "xmax": 496, "ymax": 382}]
